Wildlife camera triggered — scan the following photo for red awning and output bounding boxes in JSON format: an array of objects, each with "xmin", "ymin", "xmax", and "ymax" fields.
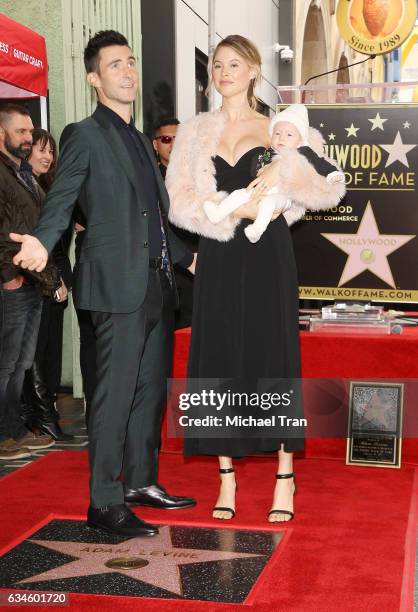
[{"xmin": 0, "ymin": 13, "xmax": 48, "ymax": 98}]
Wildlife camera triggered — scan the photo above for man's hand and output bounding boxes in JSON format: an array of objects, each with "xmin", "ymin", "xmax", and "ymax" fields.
[
  {"xmin": 2, "ymin": 274, "xmax": 25, "ymax": 290},
  {"xmin": 10, "ymin": 233, "xmax": 48, "ymax": 272},
  {"xmin": 188, "ymin": 253, "xmax": 197, "ymax": 275},
  {"xmin": 55, "ymin": 278, "xmax": 68, "ymax": 302}
]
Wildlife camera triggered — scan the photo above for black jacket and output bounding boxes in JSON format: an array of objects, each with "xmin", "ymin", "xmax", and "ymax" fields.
[
  {"xmin": 0, "ymin": 151, "xmax": 59, "ymax": 294},
  {"xmin": 34, "ymin": 105, "xmax": 188, "ymax": 313}
]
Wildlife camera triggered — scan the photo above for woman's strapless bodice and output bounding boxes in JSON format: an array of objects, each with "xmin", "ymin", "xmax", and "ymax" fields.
[{"xmin": 214, "ymin": 146, "xmax": 265, "ymax": 193}]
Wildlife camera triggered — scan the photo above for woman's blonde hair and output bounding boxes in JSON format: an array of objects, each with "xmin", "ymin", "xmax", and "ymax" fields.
[{"xmin": 208, "ymin": 34, "xmax": 262, "ymax": 110}]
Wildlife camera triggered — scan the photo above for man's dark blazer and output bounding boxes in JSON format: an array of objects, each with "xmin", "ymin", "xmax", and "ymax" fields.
[{"xmin": 34, "ymin": 105, "xmax": 188, "ymax": 313}]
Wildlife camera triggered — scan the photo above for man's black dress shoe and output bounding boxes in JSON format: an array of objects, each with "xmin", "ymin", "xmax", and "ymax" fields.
[
  {"xmin": 87, "ymin": 503, "xmax": 159, "ymax": 537},
  {"xmin": 38, "ymin": 421, "xmax": 74, "ymax": 442},
  {"xmin": 124, "ymin": 483, "xmax": 197, "ymax": 510}
]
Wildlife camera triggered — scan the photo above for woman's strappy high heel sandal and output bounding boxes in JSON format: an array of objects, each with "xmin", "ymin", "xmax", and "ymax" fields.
[
  {"xmin": 213, "ymin": 468, "xmax": 236, "ymax": 520},
  {"xmin": 268, "ymin": 472, "xmax": 296, "ymax": 522}
]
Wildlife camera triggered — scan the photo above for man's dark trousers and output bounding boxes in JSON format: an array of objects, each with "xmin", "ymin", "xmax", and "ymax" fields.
[
  {"xmin": 0, "ymin": 285, "xmax": 43, "ymax": 442},
  {"xmin": 88, "ymin": 266, "xmax": 174, "ymax": 508},
  {"xmin": 76, "ymin": 308, "xmax": 96, "ymax": 427}
]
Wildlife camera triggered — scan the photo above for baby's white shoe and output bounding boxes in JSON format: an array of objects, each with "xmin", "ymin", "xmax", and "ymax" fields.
[
  {"xmin": 204, "ymin": 201, "xmax": 224, "ymax": 224},
  {"xmin": 244, "ymin": 224, "xmax": 262, "ymax": 243}
]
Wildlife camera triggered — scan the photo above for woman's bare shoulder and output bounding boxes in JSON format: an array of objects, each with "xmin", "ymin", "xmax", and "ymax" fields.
[
  {"xmin": 250, "ymin": 113, "xmax": 271, "ymax": 133},
  {"xmin": 253, "ymin": 112, "xmax": 271, "ymax": 124},
  {"xmin": 251, "ymin": 114, "xmax": 271, "ymax": 143}
]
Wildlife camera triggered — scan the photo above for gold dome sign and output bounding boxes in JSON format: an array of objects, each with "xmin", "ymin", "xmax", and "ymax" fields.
[{"xmin": 337, "ymin": 0, "xmax": 417, "ymax": 55}]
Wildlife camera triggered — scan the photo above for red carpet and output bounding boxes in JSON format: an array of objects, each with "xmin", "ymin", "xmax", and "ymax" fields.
[{"xmin": 0, "ymin": 451, "xmax": 415, "ymax": 611}]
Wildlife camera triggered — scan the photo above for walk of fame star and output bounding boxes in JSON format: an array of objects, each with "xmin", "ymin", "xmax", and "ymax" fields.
[
  {"xmin": 380, "ymin": 131, "xmax": 417, "ymax": 168},
  {"xmin": 17, "ymin": 527, "xmax": 264, "ymax": 596},
  {"xmin": 321, "ymin": 202, "xmax": 415, "ymax": 288}
]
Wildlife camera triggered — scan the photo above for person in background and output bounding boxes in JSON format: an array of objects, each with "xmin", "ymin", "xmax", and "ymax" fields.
[
  {"xmin": 21, "ymin": 128, "xmax": 73, "ymax": 442},
  {"xmin": 0, "ymin": 104, "xmax": 56, "ymax": 460},
  {"xmin": 153, "ymin": 117, "xmax": 198, "ymax": 329},
  {"xmin": 152, "ymin": 117, "xmax": 179, "ymax": 180}
]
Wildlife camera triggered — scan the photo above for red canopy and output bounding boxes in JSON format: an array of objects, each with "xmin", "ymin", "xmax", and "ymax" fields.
[{"xmin": 0, "ymin": 13, "xmax": 48, "ymax": 98}]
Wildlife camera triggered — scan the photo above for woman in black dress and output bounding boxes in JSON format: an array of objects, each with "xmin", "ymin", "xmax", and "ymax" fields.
[{"xmin": 167, "ymin": 35, "xmax": 342, "ymax": 523}]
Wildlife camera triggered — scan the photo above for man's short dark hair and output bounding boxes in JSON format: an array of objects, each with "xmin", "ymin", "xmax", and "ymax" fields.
[
  {"xmin": 154, "ymin": 117, "xmax": 180, "ymax": 136},
  {"xmin": 0, "ymin": 103, "xmax": 30, "ymax": 127},
  {"xmin": 84, "ymin": 30, "xmax": 130, "ymax": 74}
]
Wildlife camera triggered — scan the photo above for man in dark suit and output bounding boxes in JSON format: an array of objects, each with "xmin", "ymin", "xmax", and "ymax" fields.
[{"xmin": 11, "ymin": 30, "xmax": 196, "ymax": 537}]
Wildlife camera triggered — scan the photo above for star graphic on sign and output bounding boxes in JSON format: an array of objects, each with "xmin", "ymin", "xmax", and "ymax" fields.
[
  {"xmin": 328, "ymin": 133, "xmax": 336, "ymax": 141},
  {"xmin": 345, "ymin": 123, "xmax": 360, "ymax": 138},
  {"xmin": 321, "ymin": 202, "xmax": 415, "ymax": 287},
  {"xmin": 403, "ymin": 121, "xmax": 411, "ymax": 129},
  {"xmin": 17, "ymin": 527, "xmax": 264, "ymax": 596},
  {"xmin": 380, "ymin": 131, "xmax": 417, "ymax": 168},
  {"xmin": 319, "ymin": 123, "xmax": 324, "ymax": 128},
  {"xmin": 368, "ymin": 112, "xmax": 387, "ymax": 131},
  {"xmin": 362, "ymin": 392, "xmax": 394, "ymax": 429}
]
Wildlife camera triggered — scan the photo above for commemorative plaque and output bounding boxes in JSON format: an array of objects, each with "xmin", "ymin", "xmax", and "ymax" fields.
[{"xmin": 346, "ymin": 381, "xmax": 404, "ymax": 467}]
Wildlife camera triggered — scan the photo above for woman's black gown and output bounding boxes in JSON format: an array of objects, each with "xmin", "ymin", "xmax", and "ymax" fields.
[{"xmin": 184, "ymin": 147, "xmax": 304, "ymax": 456}]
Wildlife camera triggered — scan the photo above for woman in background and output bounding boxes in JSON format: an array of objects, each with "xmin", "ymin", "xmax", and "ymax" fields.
[{"xmin": 21, "ymin": 128, "xmax": 73, "ymax": 441}]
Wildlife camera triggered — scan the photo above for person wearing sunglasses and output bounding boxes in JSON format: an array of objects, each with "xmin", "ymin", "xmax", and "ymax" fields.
[
  {"xmin": 152, "ymin": 117, "xmax": 179, "ymax": 179},
  {"xmin": 153, "ymin": 117, "xmax": 198, "ymax": 329}
]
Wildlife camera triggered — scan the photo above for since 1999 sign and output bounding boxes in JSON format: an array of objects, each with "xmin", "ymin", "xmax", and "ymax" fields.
[{"xmin": 337, "ymin": 0, "xmax": 417, "ymax": 55}]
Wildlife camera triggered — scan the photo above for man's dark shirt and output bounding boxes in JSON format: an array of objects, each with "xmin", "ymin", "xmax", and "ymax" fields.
[
  {"xmin": 158, "ymin": 162, "xmax": 167, "ymax": 180},
  {"xmin": 17, "ymin": 159, "xmax": 40, "ymax": 199},
  {"xmin": 97, "ymin": 104, "xmax": 192, "ymax": 269}
]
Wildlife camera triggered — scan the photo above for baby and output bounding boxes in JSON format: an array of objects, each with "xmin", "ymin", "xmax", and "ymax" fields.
[{"xmin": 204, "ymin": 104, "xmax": 345, "ymax": 243}]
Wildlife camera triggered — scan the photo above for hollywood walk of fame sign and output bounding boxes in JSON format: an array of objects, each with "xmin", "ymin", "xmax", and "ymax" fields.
[
  {"xmin": 286, "ymin": 104, "xmax": 418, "ymax": 303},
  {"xmin": 0, "ymin": 520, "xmax": 283, "ymax": 603}
]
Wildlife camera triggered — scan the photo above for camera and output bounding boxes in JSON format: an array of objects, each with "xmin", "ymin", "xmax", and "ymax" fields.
[
  {"xmin": 280, "ymin": 48, "xmax": 294, "ymax": 64},
  {"xmin": 273, "ymin": 43, "xmax": 294, "ymax": 64}
]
